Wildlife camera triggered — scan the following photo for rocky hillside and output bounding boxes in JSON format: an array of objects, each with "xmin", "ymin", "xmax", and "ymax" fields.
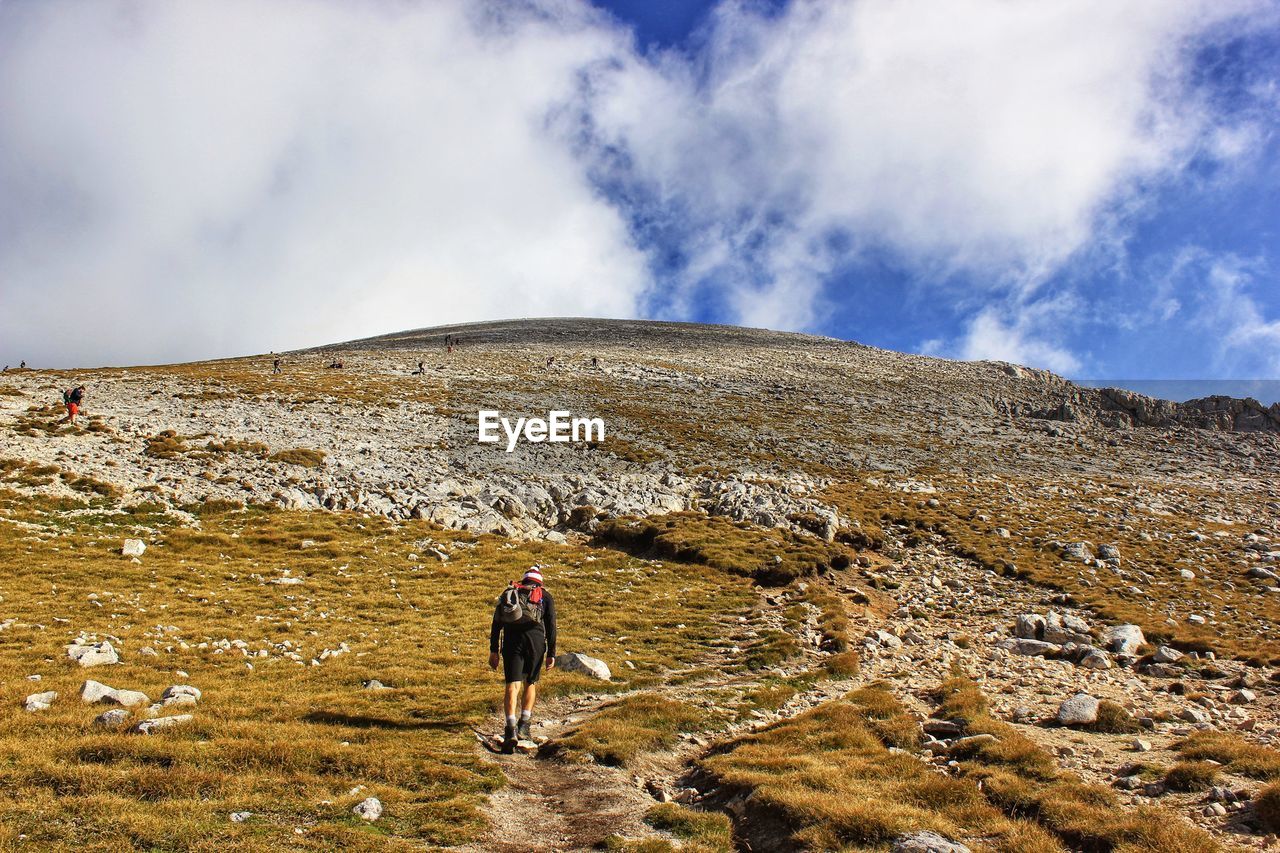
[{"xmin": 1, "ymin": 318, "xmax": 1278, "ymax": 851}]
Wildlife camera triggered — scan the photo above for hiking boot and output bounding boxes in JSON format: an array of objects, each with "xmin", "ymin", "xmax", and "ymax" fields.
[
  {"xmin": 517, "ymin": 718, "xmax": 532, "ymax": 741},
  {"xmin": 501, "ymin": 723, "xmax": 517, "ymax": 754}
]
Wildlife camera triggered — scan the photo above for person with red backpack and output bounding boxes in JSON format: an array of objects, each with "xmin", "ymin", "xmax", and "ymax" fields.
[
  {"xmin": 58, "ymin": 385, "xmax": 85, "ymax": 425},
  {"xmin": 489, "ymin": 567, "xmax": 557, "ymax": 753}
]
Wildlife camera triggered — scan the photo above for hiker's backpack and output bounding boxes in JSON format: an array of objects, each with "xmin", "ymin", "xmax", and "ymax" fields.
[
  {"xmin": 496, "ymin": 582, "xmax": 544, "ymax": 627},
  {"xmin": 62, "ymin": 389, "xmax": 71, "ymax": 405}
]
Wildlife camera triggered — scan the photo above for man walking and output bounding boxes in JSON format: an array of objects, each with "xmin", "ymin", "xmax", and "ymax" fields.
[{"xmin": 489, "ymin": 567, "xmax": 557, "ymax": 753}]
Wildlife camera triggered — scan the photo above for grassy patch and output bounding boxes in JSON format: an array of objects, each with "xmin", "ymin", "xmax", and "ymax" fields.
[
  {"xmin": 0, "ymin": 491, "xmax": 751, "ymax": 847},
  {"xmin": 701, "ymin": 685, "xmax": 1057, "ymax": 852},
  {"xmin": 269, "ymin": 448, "xmax": 327, "ymax": 468},
  {"xmin": 932, "ymin": 678, "xmax": 1216, "ymax": 852},
  {"xmin": 799, "ymin": 584, "xmax": 849, "ymax": 651},
  {"xmin": 555, "ymin": 695, "xmax": 711, "ymax": 767},
  {"xmin": 1172, "ymin": 731, "xmax": 1280, "ymax": 780},
  {"xmin": 822, "ymin": 650, "xmax": 860, "ymax": 677},
  {"xmin": 1258, "ymin": 783, "xmax": 1280, "ymax": 834},
  {"xmin": 1163, "ymin": 762, "xmax": 1219, "ymax": 792},
  {"xmin": 1089, "ymin": 700, "xmax": 1142, "ymax": 734},
  {"xmin": 643, "ymin": 802, "xmax": 732, "ymax": 852},
  {"xmin": 594, "ymin": 512, "xmax": 853, "ymax": 585},
  {"xmin": 206, "ymin": 438, "xmax": 270, "ymax": 459},
  {"xmin": 740, "ymin": 629, "xmax": 801, "ymax": 671}
]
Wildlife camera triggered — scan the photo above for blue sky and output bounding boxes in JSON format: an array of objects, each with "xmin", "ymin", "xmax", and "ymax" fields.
[
  {"xmin": 591, "ymin": 0, "xmax": 1280, "ymax": 382},
  {"xmin": 1, "ymin": 0, "xmax": 1278, "ymax": 387}
]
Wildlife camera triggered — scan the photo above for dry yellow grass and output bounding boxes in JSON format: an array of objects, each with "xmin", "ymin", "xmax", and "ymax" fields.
[
  {"xmin": 593, "ymin": 511, "xmax": 854, "ymax": 585},
  {"xmin": 0, "ymin": 489, "xmax": 752, "ymax": 849},
  {"xmin": 1172, "ymin": 731, "xmax": 1280, "ymax": 780},
  {"xmin": 932, "ymin": 678, "xmax": 1218, "ymax": 852},
  {"xmin": 701, "ymin": 684, "xmax": 1061, "ymax": 852},
  {"xmin": 555, "ymin": 695, "xmax": 712, "ymax": 767}
]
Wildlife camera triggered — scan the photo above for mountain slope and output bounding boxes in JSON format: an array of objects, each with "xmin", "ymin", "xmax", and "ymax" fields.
[{"xmin": 0, "ymin": 318, "xmax": 1277, "ymax": 850}]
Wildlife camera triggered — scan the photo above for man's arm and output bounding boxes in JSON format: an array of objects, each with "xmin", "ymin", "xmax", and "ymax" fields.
[
  {"xmin": 544, "ymin": 592, "xmax": 557, "ymax": 662},
  {"xmin": 490, "ymin": 604, "xmax": 502, "ymax": 654}
]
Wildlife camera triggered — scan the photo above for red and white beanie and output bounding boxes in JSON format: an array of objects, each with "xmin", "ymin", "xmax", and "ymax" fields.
[{"xmin": 522, "ymin": 567, "xmax": 543, "ymax": 586}]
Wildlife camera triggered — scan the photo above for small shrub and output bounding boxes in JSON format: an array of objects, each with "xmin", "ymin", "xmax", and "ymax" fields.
[
  {"xmin": 1164, "ymin": 761, "xmax": 1219, "ymax": 792},
  {"xmin": 556, "ymin": 695, "xmax": 709, "ymax": 767},
  {"xmin": 269, "ymin": 448, "xmax": 326, "ymax": 468},
  {"xmin": 1090, "ymin": 700, "xmax": 1141, "ymax": 734},
  {"xmin": 1173, "ymin": 731, "xmax": 1280, "ymax": 780},
  {"xmin": 823, "ymin": 650, "xmax": 860, "ymax": 677},
  {"xmin": 1257, "ymin": 783, "xmax": 1280, "ymax": 834},
  {"xmin": 644, "ymin": 803, "xmax": 732, "ymax": 851}
]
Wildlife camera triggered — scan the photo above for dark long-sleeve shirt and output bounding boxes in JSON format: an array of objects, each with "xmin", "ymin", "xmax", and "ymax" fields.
[{"xmin": 490, "ymin": 587, "xmax": 556, "ymax": 659}]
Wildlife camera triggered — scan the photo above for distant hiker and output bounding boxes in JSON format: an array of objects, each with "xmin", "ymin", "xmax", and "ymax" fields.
[
  {"xmin": 272, "ymin": 357, "xmax": 282, "ymax": 374},
  {"xmin": 591, "ymin": 356, "xmax": 599, "ymax": 368},
  {"xmin": 327, "ymin": 359, "xmax": 343, "ymax": 369},
  {"xmin": 20, "ymin": 361, "xmax": 26, "ymax": 369},
  {"xmin": 411, "ymin": 360, "xmax": 425, "ymax": 375},
  {"xmin": 545, "ymin": 356, "xmax": 555, "ymax": 369},
  {"xmin": 58, "ymin": 385, "xmax": 85, "ymax": 425},
  {"xmin": 489, "ymin": 567, "xmax": 557, "ymax": 754}
]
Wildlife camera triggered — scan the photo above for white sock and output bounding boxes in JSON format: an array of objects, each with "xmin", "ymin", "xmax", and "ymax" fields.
[
  {"xmin": 505, "ymin": 715, "xmax": 516, "ymax": 727},
  {"xmin": 519, "ymin": 710, "xmax": 531, "ymax": 722}
]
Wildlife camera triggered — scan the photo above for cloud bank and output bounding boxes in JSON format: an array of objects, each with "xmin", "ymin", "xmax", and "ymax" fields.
[{"xmin": 0, "ymin": 0, "xmax": 1274, "ymax": 368}]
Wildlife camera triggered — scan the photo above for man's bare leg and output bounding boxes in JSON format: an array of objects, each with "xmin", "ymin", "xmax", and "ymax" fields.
[
  {"xmin": 521, "ymin": 683, "xmax": 537, "ymax": 713},
  {"xmin": 504, "ymin": 681, "xmax": 522, "ymax": 718}
]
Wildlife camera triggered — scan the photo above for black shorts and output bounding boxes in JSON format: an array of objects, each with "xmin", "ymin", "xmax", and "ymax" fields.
[{"xmin": 502, "ymin": 629, "xmax": 546, "ymax": 685}]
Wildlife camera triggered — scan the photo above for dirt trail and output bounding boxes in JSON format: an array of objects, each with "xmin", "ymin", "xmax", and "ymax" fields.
[{"xmin": 452, "ymin": 587, "xmax": 858, "ymax": 852}]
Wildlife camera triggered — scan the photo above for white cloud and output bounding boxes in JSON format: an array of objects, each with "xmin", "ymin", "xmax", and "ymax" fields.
[
  {"xmin": 0, "ymin": 0, "xmax": 1272, "ymax": 367},
  {"xmin": 1195, "ymin": 254, "xmax": 1280, "ymax": 375},
  {"xmin": 586, "ymin": 0, "xmax": 1269, "ymax": 328},
  {"xmin": 0, "ymin": 0, "xmax": 648, "ymax": 366},
  {"xmin": 955, "ymin": 305, "xmax": 1082, "ymax": 374}
]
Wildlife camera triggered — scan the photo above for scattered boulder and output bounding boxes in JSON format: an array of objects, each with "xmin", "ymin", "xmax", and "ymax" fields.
[
  {"xmin": 1153, "ymin": 646, "xmax": 1185, "ymax": 664},
  {"xmin": 67, "ymin": 641, "xmax": 119, "ymax": 667},
  {"xmin": 556, "ymin": 653, "xmax": 611, "ymax": 681},
  {"xmin": 80, "ymin": 680, "xmax": 117, "ymax": 703},
  {"xmin": 131, "ymin": 714, "xmax": 193, "ymax": 735},
  {"xmin": 94, "ymin": 709, "xmax": 130, "ymax": 727},
  {"xmin": 105, "ymin": 689, "xmax": 150, "ymax": 708},
  {"xmin": 80, "ymin": 680, "xmax": 149, "ymax": 707},
  {"xmin": 352, "ymin": 797, "xmax": 383, "ymax": 821},
  {"xmin": 1178, "ymin": 707, "xmax": 1210, "ymax": 724},
  {"xmin": 121, "ymin": 539, "xmax": 146, "ymax": 557},
  {"xmin": 230, "ymin": 812, "xmax": 252, "ymax": 823},
  {"xmin": 1078, "ymin": 648, "xmax": 1113, "ymax": 670},
  {"xmin": 892, "ymin": 831, "xmax": 972, "ymax": 853},
  {"xmin": 1014, "ymin": 613, "xmax": 1046, "ymax": 640},
  {"xmin": 922, "ymin": 720, "xmax": 964, "ymax": 737},
  {"xmin": 24, "ymin": 691, "xmax": 57, "ymax": 712},
  {"xmin": 869, "ymin": 630, "xmax": 903, "ymax": 649},
  {"xmin": 997, "ymin": 638, "xmax": 1059, "ymax": 657},
  {"xmin": 1057, "ymin": 693, "xmax": 1100, "ymax": 727},
  {"xmin": 1043, "ymin": 612, "xmax": 1092, "ymax": 645},
  {"xmin": 1061, "ymin": 542, "xmax": 1092, "ymax": 562},
  {"xmin": 160, "ymin": 685, "xmax": 201, "ymax": 706},
  {"xmin": 363, "ymin": 679, "xmax": 391, "ymax": 691},
  {"xmin": 1102, "ymin": 624, "xmax": 1145, "ymax": 655}
]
